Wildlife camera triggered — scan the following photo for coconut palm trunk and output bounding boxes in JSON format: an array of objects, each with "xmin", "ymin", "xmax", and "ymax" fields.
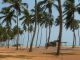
[
  {"xmin": 72, "ymin": 30, "xmax": 75, "ymax": 48},
  {"xmin": 74, "ymin": 31, "xmax": 76, "ymax": 46},
  {"xmin": 47, "ymin": 26, "xmax": 51, "ymax": 43},
  {"xmin": 29, "ymin": 24, "xmax": 37, "ymax": 52},
  {"xmin": 78, "ymin": 28, "xmax": 80, "ymax": 46},
  {"xmin": 56, "ymin": 0, "xmax": 63, "ymax": 55},
  {"xmin": 46, "ymin": 27, "xmax": 48, "ymax": 44},
  {"xmin": 16, "ymin": 13, "xmax": 19, "ymax": 50},
  {"xmin": 6, "ymin": 26, "xmax": 10, "ymax": 48},
  {"xmin": 35, "ymin": 24, "xmax": 39, "ymax": 47},
  {"xmin": 72, "ymin": 30, "xmax": 76, "ymax": 48},
  {"xmin": 29, "ymin": 0, "xmax": 37, "ymax": 52},
  {"xmin": 7, "ymin": 39, "xmax": 10, "ymax": 48},
  {"xmin": 27, "ymin": 24, "xmax": 30, "ymax": 48},
  {"xmin": 6, "ymin": 31, "xmax": 9, "ymax": 48},
  {"xmin": 39, "ymin": 26, "xmax": 43, "ymax": 47},
  {"xmin": 47, "ymin": 0, "xmax": 52, "ymax": 44}
]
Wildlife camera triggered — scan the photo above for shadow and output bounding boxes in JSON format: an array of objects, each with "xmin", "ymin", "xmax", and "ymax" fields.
[
  {"xmin": 0, "ymin": 54, "xmax": 35, "ymax": 59},
  {"xmin": 43, "ymin": 52, "xmax": 56, "ymax": 55},
  {"xmin": 0, "ymin": 52, "xmax": 15, "ymax": 53},
  {"xmin": 60, "ymin": 52, "xmax": 80, "ymax": 55},
  {"xmin": 43, "ymin": 52, "xmax": 80, "ymax": 56},
  {"xmin": 61, "ymin": 48, "xmax": 73, "ymax": 50}
]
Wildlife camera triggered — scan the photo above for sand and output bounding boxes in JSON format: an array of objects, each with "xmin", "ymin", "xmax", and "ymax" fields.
[{"xmin": 0, "ymin": 46, "xmax": 80, "ymax": 60}]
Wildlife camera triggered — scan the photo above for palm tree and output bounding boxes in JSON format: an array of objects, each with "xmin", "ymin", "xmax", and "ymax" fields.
[
  {"xmin": 0, "ymin": 7, "xmax": 16, "ymax": 26},
  {"xmin": 0, "ymin": 25, "xmax": 16, "ymax": 48},
  {"xmin": 6, "ymin": 27, "xmax": 16, "ymax": 48},
  {"xmin": 39, "ymin": 26, "xmax": 43, "ymax": 47},
  {"xmin": 29, "ymin": 0, "xmax": 37, "ymax": 52},
  {"xmin": 11, "ymin": 25, "xmax": 23, "ymax": 48},
  {"xmin": 19, "ymin": 7, "xmax": 31, "ymax": 48},
  {"xmin": 66, "ymin": 20, "xmax": 79, "ymax": 48},
  {"xmin": 56, "ymin": 0, "xmax": 63, "ymax": 55},
  {"xmin": 39, "ymin": 12, "xmax": 49, "ymax": 45},
  {"xmin": 6, "ymin": 27, "xmax": 11, "ymax": 48},
  {"xmin": 47, "ymin": 0, "xmax": 53, "ymax": 44},
  {"xmin": 63, "ymin": 0, "xmax": 80, "ymax": 48},
  {"xmin": 78, "ymin": 24, "xmax": 80, "ymax": 46},
  {"xmin": 31, "ymin": 4, "xmax": 42, "ymax": 47},
  {"xmin": 0, "ymin": 25, "xmax": 8, "ymax": 43},
  {"xmin": 2, "ymin": 0, "xmax": 28, "ymax": 50},
  {"xmin": 76, "ymin": 2, "xmax": 80, "ymax": 46},
  {"xmin": 47, "ymin": 17, "xmax": 53, "ymax": 43},
  {"xmin": 40, "ymin": 0, "xmax": 53, "ymax": 42},
  {"xmin": 34, "ymin": 2, "xmax": 47, "ymax": 47},
  {"xmin": 0, "ymin": 7, "xmax": 16, "ymax": 48},
  {"xmin": 37, "ymin": 0, "xmax": 57, "ymax": 48}
]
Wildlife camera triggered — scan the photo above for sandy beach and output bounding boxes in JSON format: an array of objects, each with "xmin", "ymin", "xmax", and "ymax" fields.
[{"xmin": 0, "ymin": 46, "xmax": 79, "ymax": 60}]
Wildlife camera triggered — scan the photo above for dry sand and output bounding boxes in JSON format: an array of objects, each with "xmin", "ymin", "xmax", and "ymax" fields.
[{"xmin": 0, "ymin": 46, "xmax": 80, "ymax": 60}]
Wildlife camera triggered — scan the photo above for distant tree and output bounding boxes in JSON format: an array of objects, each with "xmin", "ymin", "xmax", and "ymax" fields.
[
  {"xmin": 64, "ymin": 0, "xmax": 80, "ymax": 48},
  {"xmin": 2, "ymin": 0, "xmax": 28, "ymax": 50},
  {"xmin": 20, "ymin": 7, "xmax": 32, "ymax": 48}
]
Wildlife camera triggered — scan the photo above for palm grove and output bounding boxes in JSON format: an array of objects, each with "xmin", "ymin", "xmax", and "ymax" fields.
[{"xmin": 0, "ymin": 0, "xmax": 80, "ymax": 55}]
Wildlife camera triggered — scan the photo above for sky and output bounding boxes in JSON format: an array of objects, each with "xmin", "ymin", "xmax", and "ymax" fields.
[
  {"xmin": 22, "ymin": 0, "xmax": 80, "ymax": 46},
  {"xmin": 25, "ymin": 0, "xmax": 80, "ymax": 46},
  {"xmin": 0, "ymin": 0, "xmax": 80, "ymax": 46}
]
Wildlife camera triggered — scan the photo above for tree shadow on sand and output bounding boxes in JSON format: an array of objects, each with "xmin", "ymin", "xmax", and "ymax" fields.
[
  {"xmin": 0, "ymin": 52, "xmax": 15, "ymax": 53},
  {"xmin": 0, "ymin": 54, "xmax": 35, "ymax": 59},
  {"xmin": 43, "ymin": 52, "xmax": 80, "ymax": 56}
]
